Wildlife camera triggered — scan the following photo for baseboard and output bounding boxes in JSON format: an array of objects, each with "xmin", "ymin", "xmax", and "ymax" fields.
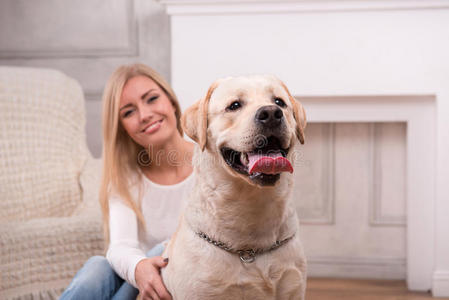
[
  {"xmin": 432, "ymin": 271, "xmax": 449, "ymax": 297},
  {"xmin": 307, "ymin": 256, "xmax": 406, "ymax": 280}
]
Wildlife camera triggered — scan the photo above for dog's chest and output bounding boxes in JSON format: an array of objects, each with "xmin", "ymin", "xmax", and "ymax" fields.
[{"xmin": 166, "ymin": 251, "xmax": 305, "ymax": 300}]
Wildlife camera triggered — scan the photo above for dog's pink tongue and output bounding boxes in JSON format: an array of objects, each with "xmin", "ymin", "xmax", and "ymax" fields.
[{"xmin": 247, "ymin": 152, "xmax": 293, "ymax": 175}]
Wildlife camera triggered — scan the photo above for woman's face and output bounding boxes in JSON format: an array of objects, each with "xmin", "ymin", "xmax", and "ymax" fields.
[{"xmin": 119, "ymin": 75, "xmax": 178, "ymax": 149}]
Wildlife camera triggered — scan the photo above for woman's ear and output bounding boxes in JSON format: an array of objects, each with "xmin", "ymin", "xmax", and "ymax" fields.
[
  {"xmin": 181, "ymin": 80, "xmax": 221, "ymax": 151},
  {"xmin": 279, "ymin": 81, "xmax": 307, "ymax": 144}
]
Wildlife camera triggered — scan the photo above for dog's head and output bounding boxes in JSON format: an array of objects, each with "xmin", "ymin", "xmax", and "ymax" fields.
[{"xmin": 182, "ymin": 75, "xmax": 306, "ymax": 187}]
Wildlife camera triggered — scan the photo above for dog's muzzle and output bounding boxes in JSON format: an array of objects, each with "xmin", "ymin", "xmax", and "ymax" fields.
[{"xmin": 219, "ymin": 105, "xmax": 295, "ymax": 186}]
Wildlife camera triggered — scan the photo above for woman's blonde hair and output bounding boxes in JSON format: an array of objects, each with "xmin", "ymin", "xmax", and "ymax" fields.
[{"xmin": 99, "ymin": 63, "xmax": 183, "ymax": 247}]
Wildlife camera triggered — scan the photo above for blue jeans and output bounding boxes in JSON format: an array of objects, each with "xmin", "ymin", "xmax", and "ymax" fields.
[{"xmin": 60, "ymin": 243, "xmax": 166, "ymax": 300}]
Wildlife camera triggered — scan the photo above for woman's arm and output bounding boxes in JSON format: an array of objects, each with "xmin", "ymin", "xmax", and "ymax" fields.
[
  {"xmin": 106, "ymin": 197, "xmax": 147, "ymax": 287},
  {"xmin": 106, "ymin": 197, "xmax": 172, "ymax": 300}
]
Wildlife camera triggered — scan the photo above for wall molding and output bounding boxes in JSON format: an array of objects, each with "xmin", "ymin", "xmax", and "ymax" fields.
[
  {"xmin": 158, "ymin": 0, "xmax": 449, "ymax": 15},
  {"xmin": 298, "ymin": 121, "xmax": 408, "ymax": 227},
  {"xmin": 369, "ymin": 123, "xmax": 407, "ymax": 227},
  {"xmin": 308, "ymin": 255, "xmax": 406, "ymax": 279},
  {"xmin": 0, "ymin": 1, "xmax": 138, "ymax": 59},
  {"xmin": 433, "ymin": 271, "xmax": 449, "ymax": 297},
  {"xmin": 299, "ymin": 123, "xmax": 335, "ymax": 225}
]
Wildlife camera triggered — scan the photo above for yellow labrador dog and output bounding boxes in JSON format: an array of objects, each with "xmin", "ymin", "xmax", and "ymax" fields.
[{"xmin": 161, "ymin": 75, "xmax": 307, "ymax": 300}]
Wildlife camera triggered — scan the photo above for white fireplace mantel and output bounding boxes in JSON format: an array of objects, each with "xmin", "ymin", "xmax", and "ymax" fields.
[
  {"xmin": 160, "ymin": 0, "xmax": 449, "ymax": 15},
  {"xmin": 158, "ymin": 0, "xmax": 449, "ymax": 296}
]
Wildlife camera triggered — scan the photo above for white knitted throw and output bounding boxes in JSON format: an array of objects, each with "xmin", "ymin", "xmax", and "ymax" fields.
[{"xmin": 0, "ymin": 67, "xmax": 105, "ymax": 299}]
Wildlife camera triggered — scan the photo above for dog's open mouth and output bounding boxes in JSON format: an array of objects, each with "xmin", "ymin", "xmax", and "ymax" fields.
[{"xmin": 220, "ymin": 136, "xmax": 292, "ymax": 185}]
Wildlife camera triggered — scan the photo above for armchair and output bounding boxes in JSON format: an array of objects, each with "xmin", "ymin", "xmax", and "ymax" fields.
[{"xmin": 0, "ymin": 66, "xmax": 105, "ymax": 299}]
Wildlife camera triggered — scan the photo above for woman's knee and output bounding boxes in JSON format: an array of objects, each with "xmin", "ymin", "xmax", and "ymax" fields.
[
  {"xmin": 61, "ymin": 256, "xmax": 121, "ymax": 299},
  {"xmin": 82, "ymin": 256, "xmax": 116, "ymax": 279},
  {"xmin": 84, "ymin": 256, "xmax": 109, "ymax": 269}
]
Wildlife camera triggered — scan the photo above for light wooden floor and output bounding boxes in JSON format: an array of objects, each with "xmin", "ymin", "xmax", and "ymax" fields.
[{"xmin": 306, "ymin": 278, "xmax": 447, "ymax": 300}]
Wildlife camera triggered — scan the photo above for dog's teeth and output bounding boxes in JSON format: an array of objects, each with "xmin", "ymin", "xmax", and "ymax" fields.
[{"xmin": 241, "ymin": 152, "xmax": 249, "ymax": 166}]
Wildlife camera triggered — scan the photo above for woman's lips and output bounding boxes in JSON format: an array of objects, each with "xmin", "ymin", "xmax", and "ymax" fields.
[{"xmin": 142, "ymin": 119, "xmax": 163, "ymax": 134}]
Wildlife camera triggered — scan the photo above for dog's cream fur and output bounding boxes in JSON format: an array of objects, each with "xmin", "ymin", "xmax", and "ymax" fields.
[{"xmin": 161, "ymin": 75, "xmax": 307, "ymax": 300}]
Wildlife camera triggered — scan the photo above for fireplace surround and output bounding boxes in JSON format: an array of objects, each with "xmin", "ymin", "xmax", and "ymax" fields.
[{"xmin": 158, "ymin": 0, "xmax": 449, "ymax": 296}]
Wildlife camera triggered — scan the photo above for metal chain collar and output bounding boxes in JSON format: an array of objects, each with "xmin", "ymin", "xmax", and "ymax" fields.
[{"xmin": 195, "ymin": 231, "xmax": 295, "ymax": 263}]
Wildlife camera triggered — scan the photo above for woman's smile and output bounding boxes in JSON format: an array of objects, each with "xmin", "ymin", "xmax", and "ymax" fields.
[{"xmin": 142, "ymin": 119, "xmax": 163, "ymax": 134}]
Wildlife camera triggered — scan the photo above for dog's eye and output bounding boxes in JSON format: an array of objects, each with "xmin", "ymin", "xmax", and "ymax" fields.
[
  {"xmin": 226, "ymin": 101, "xmax": 242, "ymax": 111},
  {"xmin": 274, "ymin": 97, "xmax": 287, "ymax": 108}
]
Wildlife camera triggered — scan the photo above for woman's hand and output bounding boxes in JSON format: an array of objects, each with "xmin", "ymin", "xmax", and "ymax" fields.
[{"xmin": 135, "ymin": 257, "xmax": 172, "ymax": 300}]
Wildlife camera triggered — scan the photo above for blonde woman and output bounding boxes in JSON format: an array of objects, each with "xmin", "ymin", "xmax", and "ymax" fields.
[{"xmin": 61, "ymin": 63, "xmax": 195, "ymax": 300}]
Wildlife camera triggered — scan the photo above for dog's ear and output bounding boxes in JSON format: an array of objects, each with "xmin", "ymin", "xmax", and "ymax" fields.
[
  {"xmin": 280, "ymin": 81, "xmax": 307, "ymax": 144},
  {"xmin": 181, "ymin": 101, "xmax": 202, "ymax": 147},
  {"xmin": 181, "ymin": 81, "xmax": 220, "ymax": 151}
]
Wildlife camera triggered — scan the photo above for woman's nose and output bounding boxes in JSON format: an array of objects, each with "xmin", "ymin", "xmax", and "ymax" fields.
[{"xmin": 138, "ymin": 106, "xmax": 153, "ymax": 123}]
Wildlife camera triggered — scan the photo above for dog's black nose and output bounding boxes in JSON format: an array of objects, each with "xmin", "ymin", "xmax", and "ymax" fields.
[{"xmin": 255, "ymin": 105, "xmax": 283, "ymax": 128}]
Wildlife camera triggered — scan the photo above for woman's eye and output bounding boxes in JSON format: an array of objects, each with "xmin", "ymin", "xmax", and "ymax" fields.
[
  {"xmin": 122, "ymin": 110, "xmax": 134, "ymax": 118},
  {"xmin": 146, "ymin": 96, "xmax": 159, "ymax": 103},
  {"xmin": 226, "ymin": 101, "xmax": 242, "ymax": 111},
  {"xmin": 274, "ymin": 97, "xmax": 287, "ymax": 108}
]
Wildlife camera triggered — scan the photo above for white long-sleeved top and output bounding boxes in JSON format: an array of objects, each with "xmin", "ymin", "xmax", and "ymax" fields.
[{"xmin": 106, "ymin": 171, "xmax": 195, "ymax": 288}]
